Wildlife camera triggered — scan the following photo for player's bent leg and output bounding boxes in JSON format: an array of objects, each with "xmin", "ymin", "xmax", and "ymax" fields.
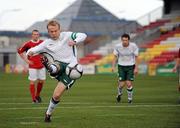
[
  {"xmin": 53, "ymin": 82, "xmax": 66, "ymax": 101},
  {"xmin": 45, "ymin": 63, "xmax": 76, "ymax": 122},
  {"xmin": 116, "ymin": 81, "xmax": 125, "ymax": 102},
  {"xmin": 118, "ymin": 81, "xmax": 125, "ymax": 94},
  {"xmin": 49, "ymin": 64, "xmax": 61, "ymax": 77},
  {"xmin": 45, "ymin": 82, "xmax": 66, "ymax": 122},
  {"xmin": 41, "ymin": 56, "xmax": 61, "ymax": 78},
  {"xmin": 117, "ymin": 65, "xmax": 126, "ymax": 103},
  {"xmin": 126, "ymin": 65, "xmax": 134, "ymax": 103},
  {"xmin": 126, "ymin": 81, "xmax": 133, "ymax": 103}
]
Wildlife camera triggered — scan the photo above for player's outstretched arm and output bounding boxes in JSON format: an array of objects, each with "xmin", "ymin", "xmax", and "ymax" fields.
[
  {"xmin": 26, "ymin": 41, "xmax": 46, "ymax": 56},
  {"xmin": 26, "ymin": 50, "xmax": 35, "ymax": 57}
]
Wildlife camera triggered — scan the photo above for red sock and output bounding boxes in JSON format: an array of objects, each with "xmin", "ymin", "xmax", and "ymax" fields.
[
  {"xmin": 36, "ymin": 82, "xmax": 43, "ymax": 97},
  {"xmin": 29, "ymin": 84, "xmax": 36, "ymax": 101}
]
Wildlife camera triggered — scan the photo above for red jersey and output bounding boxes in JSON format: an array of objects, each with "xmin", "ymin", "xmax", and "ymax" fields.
[
  {"xmin": 179, "ymin": 48, "xmax": 180, "ymax": 58},
  {"xmin": 17, "ymin": 40, "xmax": 44, "ymax": 69}
]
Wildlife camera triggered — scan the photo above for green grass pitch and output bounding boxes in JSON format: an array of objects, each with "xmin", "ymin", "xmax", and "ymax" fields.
[{"xmin": 0, "ymin": 73, "xmax": 180, "ymax": 128}]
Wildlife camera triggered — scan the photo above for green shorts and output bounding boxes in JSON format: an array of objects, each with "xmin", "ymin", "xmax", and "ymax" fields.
[
  {"xmin": 54, "ymin": 61, "xmax": 75, "ymax": 89},
  {"xmin": 118, "ymin": 65, "xmax": 135, "ymax": 81}
]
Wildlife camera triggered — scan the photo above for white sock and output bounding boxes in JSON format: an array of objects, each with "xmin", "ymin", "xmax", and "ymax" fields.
[
  {"xmin": 46, "ymin": 98, "xmax": 59, "ymax": 115},
  {"xmin": 50, "ymin": 64, "xmax": 58, "ymax": 73},
  {"xmin": 127, "ymin": 86, "xmax": 133, "ymax": 101},
  {"xmin": 118, "ymin": 87, "xmax": 123, "ymax": 96}
]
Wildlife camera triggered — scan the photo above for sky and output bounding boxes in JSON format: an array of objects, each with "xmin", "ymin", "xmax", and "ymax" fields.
[{"xmin": 0, "ymin": 0, "xmax": 163, "ymax": 31}]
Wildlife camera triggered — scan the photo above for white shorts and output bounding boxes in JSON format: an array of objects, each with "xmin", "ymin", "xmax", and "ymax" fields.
[{"xmin": 28, "ymin": 68, "xmax": 46, "ymax": 81}]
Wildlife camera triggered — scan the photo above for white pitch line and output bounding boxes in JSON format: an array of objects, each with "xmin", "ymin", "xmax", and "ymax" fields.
[
  {"xmin": 0, "ymin": 102, "xmax": 178, "ymax": 105},
  {"xmin": 0, "ymin": 103, "xmax": 48, "ymax": 105},
  {"xmin": 0, "ymin": 102, "xmax": 94, "ymax": 105},
  {"xmin": 17, "ymin": 114, "xmax": 145, "ymax": 121},
  {"xmin": 0, "ymin": 104, "xmax": 180, "ymax": 111},
  {"xmin": 96, "ymin": 113, "xmax": 146, "ymax": 117}
]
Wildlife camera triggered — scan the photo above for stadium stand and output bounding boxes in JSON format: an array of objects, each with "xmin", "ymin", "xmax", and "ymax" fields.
[
  {"xmin": 136, "ymin": 19, "xmax": 171, "ymax": 33},
  {"xmin": 78, "ymin": 10, "xmax": 180, "ymax": 75}
]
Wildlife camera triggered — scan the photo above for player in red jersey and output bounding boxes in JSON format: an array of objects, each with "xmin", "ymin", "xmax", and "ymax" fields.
[
  {"xmin": 17, "ymin": 30, "xmax": 46, "ymax": 103},
  {"xmin": 173, "ymin": 48, "xmax": 180, "ymax": 92}
]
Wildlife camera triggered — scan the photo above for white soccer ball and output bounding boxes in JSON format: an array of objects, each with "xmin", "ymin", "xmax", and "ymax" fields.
[{"xmin": 66, "ymin": 63, "xmax": 83, "ymax": 80}]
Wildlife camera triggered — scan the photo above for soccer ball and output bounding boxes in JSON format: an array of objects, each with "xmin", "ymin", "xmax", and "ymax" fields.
[{"xmin": 66, "ymin": 63, "xmax": 83, "ymax": 80}]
